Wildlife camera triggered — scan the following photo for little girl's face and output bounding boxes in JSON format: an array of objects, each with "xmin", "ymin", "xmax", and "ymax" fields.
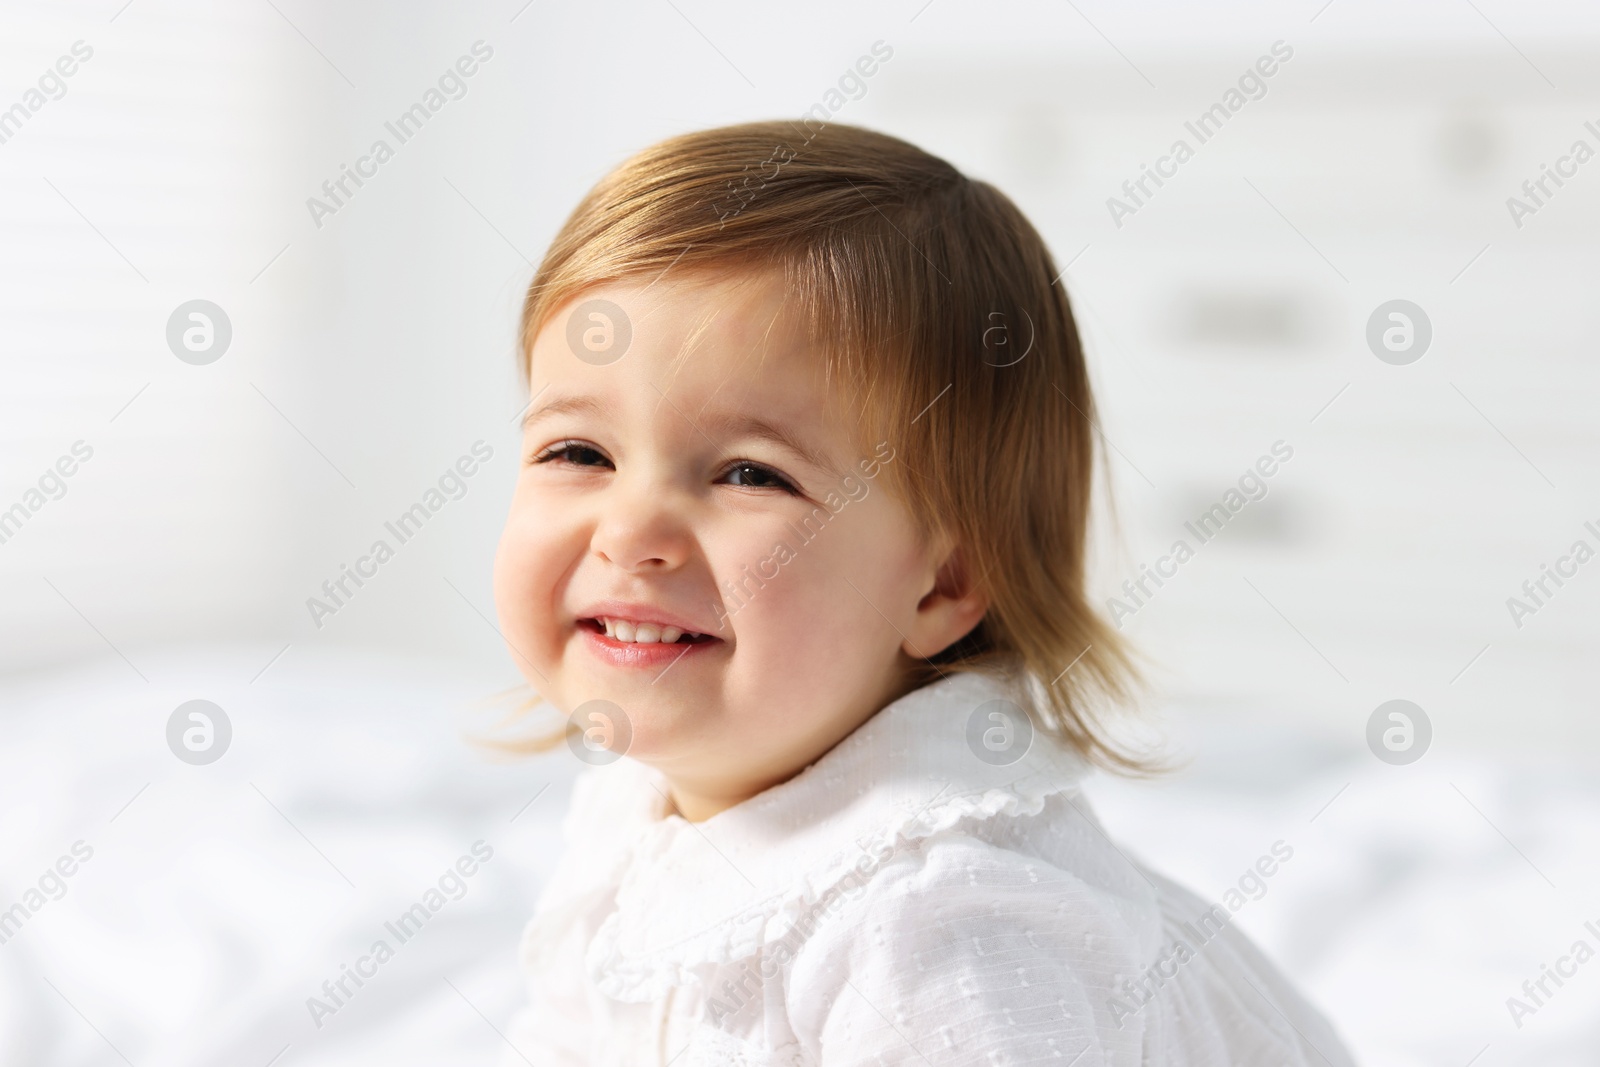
[{"xmin": 494, "ymin": 268, "xmax": 963, "ymax": 812}]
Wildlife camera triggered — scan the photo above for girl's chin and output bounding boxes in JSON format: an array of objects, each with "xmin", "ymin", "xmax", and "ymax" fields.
[
  {"xmin": 555, "ymin": 681, "xmax": 715, "ymax": 757},
  {"xmin": 604, "ymin": 717, "xmax": 708, "ymax": 767}
]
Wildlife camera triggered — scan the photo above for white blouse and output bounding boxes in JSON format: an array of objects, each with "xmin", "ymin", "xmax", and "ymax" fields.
[{"xmin": 503, "ymin": 669, "xmax": 1356, "ymax": 1066}]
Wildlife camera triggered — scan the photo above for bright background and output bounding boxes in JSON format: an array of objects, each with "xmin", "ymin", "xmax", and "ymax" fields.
[{"xmin": 3, "ymin": 0, "xmax": 1599, "ymax": 1063}]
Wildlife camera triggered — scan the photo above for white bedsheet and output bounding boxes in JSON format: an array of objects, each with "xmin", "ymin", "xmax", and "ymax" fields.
[{"xmin": 1, "ymin": 645, "xmax": 1593, "ymax": 1065}]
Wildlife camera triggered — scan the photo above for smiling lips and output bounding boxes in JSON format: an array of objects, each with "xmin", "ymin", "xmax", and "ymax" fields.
[
  {"xmin": 575, "ymin": 603, "xmax": 726, "ymax": 669},
  {"xmin": 578, "ymin": 619, "xmax": 724, "ymax": 669}
]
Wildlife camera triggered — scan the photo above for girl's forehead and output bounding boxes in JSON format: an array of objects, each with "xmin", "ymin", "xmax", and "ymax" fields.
[
  {"xmin": 524, "ymin": 271, "xmax": 880, "ymax": 458},
  {"xmin": 531, "ymin": 271, "xmax": 843, "ymax": 412}
]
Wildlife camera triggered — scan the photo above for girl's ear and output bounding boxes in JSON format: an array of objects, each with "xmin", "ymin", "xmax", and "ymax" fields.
[{"xmin": 905, "ymin": 540, "xmax": 990, "ymax": 659}]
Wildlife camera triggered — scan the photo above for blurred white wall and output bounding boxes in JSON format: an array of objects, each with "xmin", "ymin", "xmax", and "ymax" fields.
[{"xmin": 1, "ymin": 1, "xmax": 313, "ymax": 668}]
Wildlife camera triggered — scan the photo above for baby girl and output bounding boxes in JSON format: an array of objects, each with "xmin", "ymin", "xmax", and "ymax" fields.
[{"xmin": 491, "ymin": 120, "xmax": 1356, "ymax": 1066}]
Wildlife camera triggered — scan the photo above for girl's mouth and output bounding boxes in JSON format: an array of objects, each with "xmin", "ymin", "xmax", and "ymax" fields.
[{"xmin": 576, "ymin": 617, "xmax": 725, "ymax": 670}]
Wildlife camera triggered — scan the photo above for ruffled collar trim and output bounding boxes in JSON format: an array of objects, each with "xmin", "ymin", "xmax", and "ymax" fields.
[{"xmin": 520, "ymin": 667, "xmax": 1094, "ymax": 1003}]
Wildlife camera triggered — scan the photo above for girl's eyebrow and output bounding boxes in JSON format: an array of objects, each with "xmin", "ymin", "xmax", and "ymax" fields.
[
  {"xmin": 697, "ymin": 410, "xmax": 843, "ymax": 478},
  {"xmin": 521, "ymin": 393, "xmax": 603, "ymax": 431},
  {"xmin": 522, "ymin": 391, "xmax": 842, "ymax": 477}
]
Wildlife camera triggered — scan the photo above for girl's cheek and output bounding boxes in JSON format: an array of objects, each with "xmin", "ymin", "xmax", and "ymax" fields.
[
  {"xmin": 732, "ymin": 532, "xmax": 864, "ymax": 649},
  {"xmin": 494, "ymin": 510, "xmax": 559, "ymax": 630}
]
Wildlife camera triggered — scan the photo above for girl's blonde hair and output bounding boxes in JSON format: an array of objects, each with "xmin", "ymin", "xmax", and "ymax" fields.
[{"xmin": 507, "ymin": 119, "xmax": 1162, "ymax": 775}]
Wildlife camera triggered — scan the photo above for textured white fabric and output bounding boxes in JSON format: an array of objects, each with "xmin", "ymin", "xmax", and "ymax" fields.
[{"xmin": 502, "ymin": 669, "xmax": 1357, "ymax": 1066}]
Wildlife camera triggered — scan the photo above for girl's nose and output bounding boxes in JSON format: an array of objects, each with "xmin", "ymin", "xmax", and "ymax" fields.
[{"xmin": 589, "ymin": 479, "xmax": 694, "ymax": 574}]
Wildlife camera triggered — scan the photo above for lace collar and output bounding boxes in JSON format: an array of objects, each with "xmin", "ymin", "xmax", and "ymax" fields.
[{"xmin": 521, "ymin": 667, "xmax": 1094, "ymax": 1002}]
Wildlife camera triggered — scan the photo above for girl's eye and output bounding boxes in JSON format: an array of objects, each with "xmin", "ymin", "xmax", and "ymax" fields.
[
  {"xmin": 720, "ymin": 461, "xmax": 798, "ymax": 495},
  {"xmin": 534, "ymin": 442, "xmax": 612, "ymax": 469},
  {"xmin": 534, "ymin": 444, "xmax": 798, "ymax": 495}
]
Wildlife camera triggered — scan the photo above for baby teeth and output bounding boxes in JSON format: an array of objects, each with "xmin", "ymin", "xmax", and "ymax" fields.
[{"xmin": 599, "ymin": 618, "xmax": 687, "ymax": 644}]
